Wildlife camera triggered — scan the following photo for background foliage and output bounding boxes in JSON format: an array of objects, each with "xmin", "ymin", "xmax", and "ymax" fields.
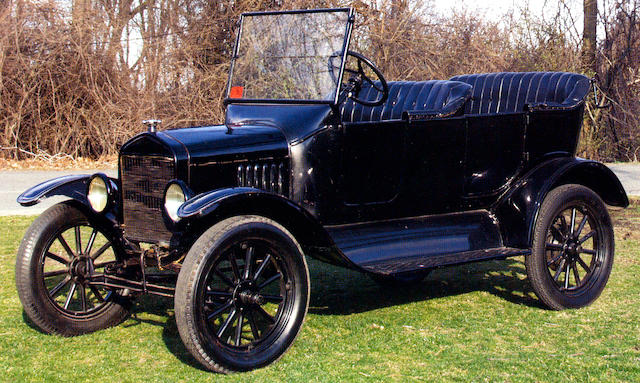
[{"xmin": 0, "ymin": 0, "xmax": 638, "ymax": 160}]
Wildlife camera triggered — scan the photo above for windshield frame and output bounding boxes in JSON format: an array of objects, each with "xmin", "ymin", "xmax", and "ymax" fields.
[{"xmin": 224, "ymin": 7, "xmax": 355, "ymax": 106}]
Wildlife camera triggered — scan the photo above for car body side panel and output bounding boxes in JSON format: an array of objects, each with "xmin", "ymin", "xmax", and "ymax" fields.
[
  {"xmin": 291, "ymin": 116, "xmax": 468, "ymax": 225},
  {"xmin": 340, "ymin": 120, "xmax": 407, "ymax": 205},
  {"xmin": 405, "ymin": 116, "xmax": 466, "ymax": 214},
  {"xmin": 526, "ymin": 105, "xmax": 584, "ymax": 162},
  {"xmin": 493, "ymin": 157, "xmax": 628, "ymax": 248}
]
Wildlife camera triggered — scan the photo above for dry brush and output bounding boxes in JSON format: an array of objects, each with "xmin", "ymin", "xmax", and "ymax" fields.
[{"xmin": 0, "ymin": 0, "xmax": 637, "ymax": 161}]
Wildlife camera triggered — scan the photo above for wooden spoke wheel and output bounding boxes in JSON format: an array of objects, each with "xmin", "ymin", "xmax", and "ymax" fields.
[
  {"xmin": 175, "ymin": 216, "xmax": 309, "ymax": 373},
  {"xmin": 526, "ymin": 185, "xmax": 614, "ymax": 310},
  {"xmin": 15, "ymin": 202, "xmax": 131, "ymax": 335}
]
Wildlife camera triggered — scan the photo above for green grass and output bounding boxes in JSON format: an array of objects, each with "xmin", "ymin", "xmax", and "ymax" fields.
[{"xmin": 1, "ymin": 211, "xmax": 639, "ymax": 382}]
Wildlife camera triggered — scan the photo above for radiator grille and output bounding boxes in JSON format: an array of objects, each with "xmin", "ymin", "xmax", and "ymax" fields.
[
  {"xmin": 236, "ymin": 161, "xmax": 288, "ymax": 195},
  {"xmin": 121, "ymin": 155, "xmax": 175, "ymax": 243}
]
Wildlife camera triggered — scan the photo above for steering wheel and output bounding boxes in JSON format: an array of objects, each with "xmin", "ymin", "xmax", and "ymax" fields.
[{"xmin": 328, "ymin": 51, "xmax": 389, "ymax": 107}]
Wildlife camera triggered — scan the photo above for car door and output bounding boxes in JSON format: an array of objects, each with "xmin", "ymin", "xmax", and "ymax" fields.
[
  {"xmin": 404, "ymin": 117, "xmax": 467, "ymax": 214},
  {"xmin": 340, "ymin": 120, "xmax": 406, "ymax": 207},
  {"xmin": 464, "ymin": 113, "xmax": 526, "ymax": 196}
]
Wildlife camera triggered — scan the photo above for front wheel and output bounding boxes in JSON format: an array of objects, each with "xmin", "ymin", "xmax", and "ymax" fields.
[
  {"xmin": 175, "ymin": 216, "xmax": 310, "ymax": 373},
  {"xmin": 15, "ymin": 202, "xmax": 131, "ymax": 336},
  {"xmin": 526, "ymin": 184, "xmax": 614, "ymax": 310}
]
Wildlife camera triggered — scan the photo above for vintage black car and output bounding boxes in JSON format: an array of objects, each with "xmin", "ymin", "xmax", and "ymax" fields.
[{"xmin": 15, "ymin": 8, "xmax": 628, "ymax": 373}]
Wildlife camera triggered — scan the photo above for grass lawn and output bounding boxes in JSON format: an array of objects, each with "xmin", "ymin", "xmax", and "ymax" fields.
[{"xmin": 1, "ymin": 205, "xmax": 639, "ymax": 382}]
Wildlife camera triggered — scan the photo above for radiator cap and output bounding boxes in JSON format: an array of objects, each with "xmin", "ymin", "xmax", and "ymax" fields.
[{"xmin": 142, "ymin": 119, "xmax": 162, "ymax": 133}]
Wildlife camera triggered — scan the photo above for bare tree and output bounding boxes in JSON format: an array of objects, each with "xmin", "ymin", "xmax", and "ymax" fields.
[
  {"xmin": 583, "ymin": 0, "xmax": 598, "ymax": 72},
  {"xmin": 0, "ymin": 0, "xmax": 638, "ymax": 161}
]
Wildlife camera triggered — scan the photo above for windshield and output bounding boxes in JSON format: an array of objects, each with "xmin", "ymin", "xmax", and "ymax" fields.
[{"xmin": 227, "ymin": 8, "xmax": 353, "ymax": 103}]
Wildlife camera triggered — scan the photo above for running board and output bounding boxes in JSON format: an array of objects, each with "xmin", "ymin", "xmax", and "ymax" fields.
[
  {"xmin": 325, "ymin": 210, "xmax": 529, "ymax": 276},
  {"xmin": 358, "ymin": 247, "xmax": 530, "ymax": 276}
]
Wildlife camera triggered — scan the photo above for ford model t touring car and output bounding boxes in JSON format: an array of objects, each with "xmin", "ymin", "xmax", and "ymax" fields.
[{"xmin": 15, "ymin": 8, "xmax": 628, "ymax": 373}]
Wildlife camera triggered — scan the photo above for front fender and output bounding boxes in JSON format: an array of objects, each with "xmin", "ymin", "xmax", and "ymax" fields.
[
  {"xmin": 177, "ymin": 187, "xmax": 356, "ymax": 268},
  {"xmin": 494, "ymin": 157, "xmax": 628, "ymax": 248},
  {"xmin": 17, "ymin": 174, "xmax": 120, "ymax": 225},
  {"xmin": 178, "ymin": 187, "xmax": 270, "ymax": 219},
  {"xmin": 17, "ymin": 175, "xmax": 91, "ymax": 206}
]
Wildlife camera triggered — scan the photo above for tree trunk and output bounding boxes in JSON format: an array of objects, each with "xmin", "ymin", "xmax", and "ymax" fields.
[{"xmin": 582, "ymin": 0, "xmax": 597, "ymax": 72}]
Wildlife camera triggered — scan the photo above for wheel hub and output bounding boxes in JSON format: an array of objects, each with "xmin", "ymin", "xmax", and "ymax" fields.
[
  {"xmin": 563, "ymin": 237, "xmax": 581, "ymax": 260},
  {"xmin": 69, "ymin": 256, "xmax": 92, "ymax": 283},
  {"xmin": 233, "ymin": 280, "xmax": 264, "ymax": 307}
]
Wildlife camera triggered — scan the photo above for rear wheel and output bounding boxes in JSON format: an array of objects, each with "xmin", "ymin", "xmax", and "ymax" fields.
[
  {"xmin": 15, "ymin": 202, "xmax": 131, "ymax": 336},
  {"xmin": 526, "ymin": 184, "xmax": 614, "ymax": 310},
  {"xmin": 175, "ymin": 216, "xmax": 309, "ymax": 373}
]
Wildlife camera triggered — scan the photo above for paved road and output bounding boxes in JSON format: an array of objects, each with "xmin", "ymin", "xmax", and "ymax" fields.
[
  {"xmin": 0, "ymin": 164, "xmax": 637, "ymax": 216},
  {"xmin": 605, "ymin": 163, "xmax": 640, "ymax": 196}
]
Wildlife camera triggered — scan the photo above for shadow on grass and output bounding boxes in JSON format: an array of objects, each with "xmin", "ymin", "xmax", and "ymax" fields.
[
  {"xmin": 161, "ymin": 316, "xmax": 210, "ymax": 371},
  {"xmin": 18, "ymin": 257, "xmax": 542, "ymax": 367},
  {"xmin": 306, "ymin": 257, "xmax": 545, "ymax": 315},
  {"xmin": 22, "ymin": 310, "xmax": 48, "ymax": 334},
  {"xmin": 21, "ymin": 258, "xmax": 544, "ymax": 330},
  {"xmin": 124, "ymin": 295, "xmax": 209, "ymax": 371},
  {"xmin": 150, "ymin": 257, "xmax": 543, "ymax": 366}
]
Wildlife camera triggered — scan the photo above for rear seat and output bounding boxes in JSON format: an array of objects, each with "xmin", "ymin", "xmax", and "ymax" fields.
[
  {"xmin": 449, "ymin": 72, "xmax": 590, "ymax": 115},
  {"xmin": 339, "ymin": 80, "xmax": 472, "ymax": 123}
]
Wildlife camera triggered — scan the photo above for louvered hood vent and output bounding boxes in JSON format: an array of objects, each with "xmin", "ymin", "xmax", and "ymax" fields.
[{"xmin": 236, "ymin": 161, "xmax": 288, "ymax": 196}]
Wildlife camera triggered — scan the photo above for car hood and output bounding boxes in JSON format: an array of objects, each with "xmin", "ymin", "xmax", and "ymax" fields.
[
  {"xmin": 161, "ymin": 123, "xmax": 288, "ymax": 164},
  {"xmin": 120, "ymin": 123, "xmax": 289, "ymax": 190}
]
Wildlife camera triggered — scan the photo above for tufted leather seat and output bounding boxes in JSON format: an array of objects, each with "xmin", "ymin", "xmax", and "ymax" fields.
[
  {"xmin": 449, "ymin": 72, "xmax": 590, "ymax": 115},
  {"xmin": 339, "ymin": 80, "xmax": 472, "ymax": 123}
]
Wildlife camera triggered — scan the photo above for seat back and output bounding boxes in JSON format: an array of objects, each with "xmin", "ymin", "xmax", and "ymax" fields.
[
  {"xmin": 339, "ymin": 80, "xmax": 471, "ymax": 123},
  {"xmin": 449, "ymin": 72, "xmax": 590, "ymax": 115}
]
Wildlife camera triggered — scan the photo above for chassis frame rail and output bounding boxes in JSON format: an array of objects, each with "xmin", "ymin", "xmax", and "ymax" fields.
[{"xmin": 89, "ymin": 273, "xmax": 175, "ymax": 298}]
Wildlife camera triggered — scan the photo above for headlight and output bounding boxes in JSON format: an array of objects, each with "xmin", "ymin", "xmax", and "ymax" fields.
[
  {"xmin": 164, "ymin": 182, "xmax": 187, "ymax": 222},
  {"xmin": 87, "ymin": 174, "xmax": 110, "ymax": 213}
]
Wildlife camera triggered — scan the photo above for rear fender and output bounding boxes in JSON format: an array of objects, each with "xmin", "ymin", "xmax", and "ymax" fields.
[
  {"xmin": 494, "ymin": 157, "xmax": 628, "ymax": 248},
  {"xmin": 177, "ymin": 187, "xmax": 355, "ymax": 268}
]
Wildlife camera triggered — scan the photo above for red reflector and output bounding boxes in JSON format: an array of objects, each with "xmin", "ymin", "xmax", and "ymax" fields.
[{"xmin": 229, "ymin": 86, "xmax": 244, "ymax": 98}]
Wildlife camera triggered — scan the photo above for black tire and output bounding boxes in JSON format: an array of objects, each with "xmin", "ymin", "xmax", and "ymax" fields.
[
  {"xmin": 175, "ymin": 216, "xmax": 310, "ymax": 373},
  {"xmin": 526, "ymin": 184, "xmax": 614, "ymax": 310},
  {"xmin": 15, "ymin": 202, "xmax": 131, "ymax": 336}
]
